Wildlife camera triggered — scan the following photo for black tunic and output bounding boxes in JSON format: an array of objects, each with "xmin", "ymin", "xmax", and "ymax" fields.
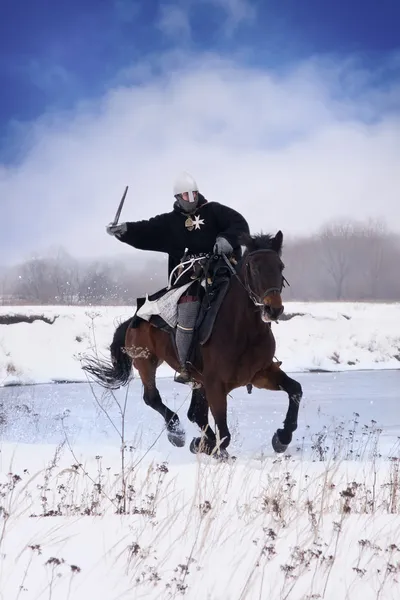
[{"xmin": 115, "ymin": 194, "xmax": 250, "ymax": 276}]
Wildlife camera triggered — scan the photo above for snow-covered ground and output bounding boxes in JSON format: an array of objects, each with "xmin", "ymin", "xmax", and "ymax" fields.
[
  {"xmin": 1, "ymin": 445, "xmax": 400, "ymax": 600},
  {"xmin": 1, "ymin": 302, "xmax": 400, "ymax": 599},
  {"xmin": 0, "ymin": 371, "xmax": 399, "ymax": 598},
  {"xmin": 0, "ymin": 302, "xmax": 400, "ymax": 386},
  {"xmin": 1, "ymin": 383, "xmax": 400, "ymax": 600}
]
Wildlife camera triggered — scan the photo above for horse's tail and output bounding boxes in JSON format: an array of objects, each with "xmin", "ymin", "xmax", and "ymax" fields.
[{"xmin": 81, "ymin": 317, "xmax": 133, "ymax": 390}]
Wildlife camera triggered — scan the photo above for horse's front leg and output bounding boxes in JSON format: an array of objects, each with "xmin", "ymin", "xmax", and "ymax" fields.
[
  {"xmin": 198, "ymin": 380, "xmax": 232, "ymax": 460},
  {"xmin": 187, "ymin": 376, "xmax": 232, "ymax": 459},
  {"xmin": 252, "ymin": 363, "xmax": 303, "ymax": 453}
]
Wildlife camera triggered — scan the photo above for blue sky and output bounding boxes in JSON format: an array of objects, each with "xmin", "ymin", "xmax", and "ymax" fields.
[
  {"xmin": 1, "ymin": 0, "xmax": 400, "ymax": 262},
  {"xmin": 1, "ymin": 0, "xmax": 399, "ymax": 152}
]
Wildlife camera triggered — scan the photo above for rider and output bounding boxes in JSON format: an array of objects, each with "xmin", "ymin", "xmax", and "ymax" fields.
[{"xmin": 106, "ymin": 172, "xmax": 250, "ymax": 384}]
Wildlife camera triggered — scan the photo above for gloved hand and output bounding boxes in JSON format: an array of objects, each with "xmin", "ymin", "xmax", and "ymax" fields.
[
  {"xmin": 213, "ymin": 236, "xmax": 233, "ymax": 255},
  {"xmin": 106, "ymin": 222, "xmax": 127, "ymax": 237}
]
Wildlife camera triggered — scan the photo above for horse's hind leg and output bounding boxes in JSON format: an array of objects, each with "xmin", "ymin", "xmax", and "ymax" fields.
[
  {"xmin": 187, "ymin": 386, "xmax": 217, "ymax": 455},
  {"xmin": 135, "ymin": 355, "xmax": 186, "ymax": 448},
  {"xmin": 252, "ymin": 363, "xmax": 303, "ymax": 454}
]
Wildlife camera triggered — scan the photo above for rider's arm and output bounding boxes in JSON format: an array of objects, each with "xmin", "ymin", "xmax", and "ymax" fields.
[
  {"xmin": 115, "ymin": 214, "xmax": 170, "ymax": 253},
  {"xmin": 212, "ymin": 202, "xmax": 250, "ymax": 247}
]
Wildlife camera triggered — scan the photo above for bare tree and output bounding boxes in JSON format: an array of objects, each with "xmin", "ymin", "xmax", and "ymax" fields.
[
  {"xmin": 77, "ymin": 262, "xmax": 112, "ymax": 304},
  {"xmin": 9, "ymin": 248, "xmax": 81, "ymax": 304},
  {"xmin": 12, "ymin": 256, "xmax": 54, "ymax": 303},
  {"xmin": 49, "ymin": 247, "xmax": 81, "ymax": 304},
  {"xmin": 344, "ymin": 218, "xmax": 386, "ymax": 299},
  {"xmin": 318, "ymin": 220, "xmax": 358, "ymax": 300},
  {"xmin": 281, "ymin": 235, "xmax": 325, "ymax": 300},
  {"xmin": 4, "ymin": 219, "xmax": 400, "ymax": 304}
]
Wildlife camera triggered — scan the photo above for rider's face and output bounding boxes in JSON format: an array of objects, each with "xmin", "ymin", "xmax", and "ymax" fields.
[{"xmin": 181, "ymin": 191, "xmax": 198, "ymax": 203}]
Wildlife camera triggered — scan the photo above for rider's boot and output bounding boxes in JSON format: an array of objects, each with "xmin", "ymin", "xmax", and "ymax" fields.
[{"xmin": 174, "ymin": 297, "xmax": 200, "ymax": 385}]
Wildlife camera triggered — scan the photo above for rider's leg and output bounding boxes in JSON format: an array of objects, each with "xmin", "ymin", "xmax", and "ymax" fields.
[{"xmin": 174, "ymin": 289, "xmax": 201, "ymax": 384}]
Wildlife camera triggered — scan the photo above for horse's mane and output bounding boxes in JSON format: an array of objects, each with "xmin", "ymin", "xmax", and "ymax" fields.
[{"xmin": 240, "ymin": 231, "xmax": 283, "ymax": 258}]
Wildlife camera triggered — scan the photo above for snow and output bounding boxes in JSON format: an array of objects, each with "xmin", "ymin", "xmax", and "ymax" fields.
[
  {"xmin": 0, "ymin": 440, "xmax": 399, "ymax": 600},
  {"xmin": 0, "ymin": 302, "xmax": 399, "ymax": 386},
  {"xmin": 1, "ymin": 300, "xmax": 399, "ymax": 597},
  {"xmin": 1, "ymin": 359, "xmax": 399, "ymax": 598}
]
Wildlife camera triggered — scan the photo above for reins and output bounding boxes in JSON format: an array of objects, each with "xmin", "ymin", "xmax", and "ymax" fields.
[{"xmin": 221, "ymin": 249, "xmax": 290, "ymax": 308}]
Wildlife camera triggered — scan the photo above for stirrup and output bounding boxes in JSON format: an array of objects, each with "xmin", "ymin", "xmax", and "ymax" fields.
[
  {"xmin": 174, "ymin": 367, "xmax": 191, "ymax": 385},
  {"xmin": 174, "ymin": 371, "xmax": 202, "ymax": 390},
  {"xmin": 174, "ymin": 365, "xmax": 202, "ymax": 389}
]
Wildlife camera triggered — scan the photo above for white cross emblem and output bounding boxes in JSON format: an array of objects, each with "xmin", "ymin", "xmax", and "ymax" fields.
[{"xmin": 192, "ymin": 215, "xmax": 205, "ymax": 230}]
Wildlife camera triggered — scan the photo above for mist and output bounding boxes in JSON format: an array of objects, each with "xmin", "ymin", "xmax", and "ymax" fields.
[
  {"xmin": 2, "ymin": 216, "xmax": 400, "ymax": 304},
  {"xmin": 2, "ymin": 52, "xmax": 399, "ymax": 266}
]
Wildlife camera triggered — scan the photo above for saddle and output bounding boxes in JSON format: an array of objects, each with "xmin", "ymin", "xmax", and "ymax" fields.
[{"xmin": 129, "ymin": 255, "xmax": 233, "ymax": 351}]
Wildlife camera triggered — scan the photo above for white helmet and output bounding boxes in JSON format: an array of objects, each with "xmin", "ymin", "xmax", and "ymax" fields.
[{"xmin": 173, "ymin": 171, "xmax": 199, "ymax": 211}]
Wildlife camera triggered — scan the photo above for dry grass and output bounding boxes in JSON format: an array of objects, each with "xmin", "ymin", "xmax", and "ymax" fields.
[
  {"xmin": 1, "ymin": 347, "xmax": 399, "ymax": 600},
  {"xmin": 0, "ymin": 416, "xmax": 400, "ymax": 599}
]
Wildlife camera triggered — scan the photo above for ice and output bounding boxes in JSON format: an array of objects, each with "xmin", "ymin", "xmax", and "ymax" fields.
[{"xmin": 1, "ymin": 371, "xmax": 399, "ymax": 461}]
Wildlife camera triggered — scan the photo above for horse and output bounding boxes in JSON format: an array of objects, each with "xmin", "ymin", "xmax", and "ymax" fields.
[{"xmin": 81, "ymin": 231, "xmax": 303, "ymax": 459}]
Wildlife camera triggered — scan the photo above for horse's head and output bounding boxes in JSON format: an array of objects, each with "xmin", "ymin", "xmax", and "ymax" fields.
[{"xmin": 239, "ymin": 230, "xmax": 286, "ymax": 323}]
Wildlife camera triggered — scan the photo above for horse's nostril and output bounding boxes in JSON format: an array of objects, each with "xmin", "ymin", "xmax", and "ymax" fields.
[{"xmin": 267, "ymin": 305, "xmax": 284, "ymax": 319}]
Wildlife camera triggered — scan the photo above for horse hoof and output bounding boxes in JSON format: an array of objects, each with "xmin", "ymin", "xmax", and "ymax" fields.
[
  {"xmin": 190, "ymin": 437, "xmax": 209, "ymax": 454},
  {"xmin": 167, "ymin": 430, "xmax": 186, "ymax": 447},
  {"xmin": 190, "ymin": 437, "xmax": 200, "ymax": 454},
  {"xmin": 167, "ymin": 423, "xmax": 186, "ymax": 447},
  {"xmin": 190, "ymin": 437, "xmax": 214, "ymax": 455},
  {"xmin": 213, "ymin": 449, "xmax": 236, "ymax": 463},
  {"xmin": 272, "ymin": 431, "xmax": 289, "ymax": 454}
]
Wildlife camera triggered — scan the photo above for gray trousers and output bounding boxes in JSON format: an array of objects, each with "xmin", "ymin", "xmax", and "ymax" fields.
[{"xmin": 175, "ymin": 294, "xmax": 201, "ymax": 368}]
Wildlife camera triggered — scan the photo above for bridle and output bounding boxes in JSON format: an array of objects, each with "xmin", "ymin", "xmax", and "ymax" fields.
[
  {"xmin": 168, "ymin": 248, "xmax": 290, "ymax": 309},
  {"xmin": 222, "ymin": 248, "xmax": 289, "ymax": 307}
]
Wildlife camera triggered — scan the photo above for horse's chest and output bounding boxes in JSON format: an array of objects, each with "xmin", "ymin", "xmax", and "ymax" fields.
[
  {"xmin": 247, "ymin": 338, "xmax": 275, "ymax": 368},
  {"xmin": 222, "ymin": 328, "xmax": 275, "ymax": 380}
]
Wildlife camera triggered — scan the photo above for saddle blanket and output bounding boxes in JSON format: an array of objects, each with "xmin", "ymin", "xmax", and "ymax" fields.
[{"xmin": 135, "ymin": 281, "xmax": 199, "ymax": 329}]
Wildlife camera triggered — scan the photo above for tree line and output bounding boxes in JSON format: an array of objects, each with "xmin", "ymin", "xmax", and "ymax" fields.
[{"xmin": 2, "ymin": 218, "xmax": 399, "ymax": 305}]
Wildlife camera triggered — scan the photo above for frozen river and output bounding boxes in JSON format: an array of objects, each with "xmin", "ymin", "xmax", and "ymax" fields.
[{"xmin": 1, "ymin": 370, "xmax": 399, "ymax": 462}]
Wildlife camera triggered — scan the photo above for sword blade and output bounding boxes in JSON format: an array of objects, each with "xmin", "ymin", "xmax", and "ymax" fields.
[{"xmin": 112, "ymin": 185, "xmax": 129, "ymax": 225}]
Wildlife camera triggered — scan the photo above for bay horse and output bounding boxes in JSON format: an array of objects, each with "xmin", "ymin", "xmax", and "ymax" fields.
[{"xmin": 81, "ymin": 231, "xmax": 302, "ymax": 458}]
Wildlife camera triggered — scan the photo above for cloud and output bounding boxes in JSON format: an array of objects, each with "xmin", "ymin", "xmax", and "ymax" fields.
[
  {"xmin": 157, "ymin": 4, "xmax": 192, "ymax": 40},
  {"xmin": 1, "ymin": 51, "xmax": 399, "ymax": 264},
  {"xmin": 203, "ymin": 0, "xmax": 256, "ymax": 34},
  {"xmin": 156, "ymin": 0, "xmax": 256, "ymax": 42},
  {"xmin": 19, "ymin": 59, "xmax": 76, "ymax": 96}
]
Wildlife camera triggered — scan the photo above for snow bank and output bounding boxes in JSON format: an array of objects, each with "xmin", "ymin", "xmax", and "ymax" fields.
[{"xmin": 0, "ymin": 302, "xmax": 399, "ymax": 386}]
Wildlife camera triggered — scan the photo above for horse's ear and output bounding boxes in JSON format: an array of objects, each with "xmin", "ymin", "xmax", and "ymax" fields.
[{"xmin": 272, "ymin": 230, "xmax": 283, "ymax": 254}]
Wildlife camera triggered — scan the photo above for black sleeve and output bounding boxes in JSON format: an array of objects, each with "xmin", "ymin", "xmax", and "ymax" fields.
[
  {"xmin": 212, "ymin": 202, "xmax": 250, "ymax": 247},
  {"xmin": 116, "ymin": 213, "xmax": 171, "ymax": 253}
]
